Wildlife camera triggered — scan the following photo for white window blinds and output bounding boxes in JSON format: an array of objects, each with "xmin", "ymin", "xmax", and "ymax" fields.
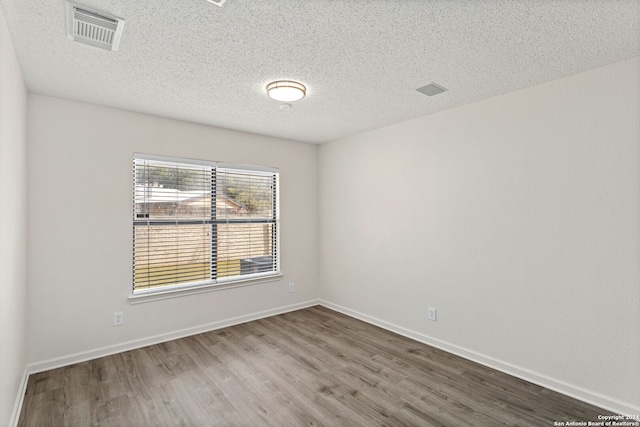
[{"xmin": 133, "ymin": 154, "xmax": 279, "ymax": 293}]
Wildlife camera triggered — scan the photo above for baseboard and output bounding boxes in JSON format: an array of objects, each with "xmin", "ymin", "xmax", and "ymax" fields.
[
  {"xmin": 29, "ymin": 299, "xmax": 319, "ymax": 374},
  {"xmin": 9, "ymin": 366, "xmax": 29, "ymax": 427},
  {"xmin": 319, "ymin": 299, "xmax": 640, "ymax": 416}
]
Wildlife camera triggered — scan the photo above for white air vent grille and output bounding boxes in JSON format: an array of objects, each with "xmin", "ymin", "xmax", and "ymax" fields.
[
  {"xmin": 66, "ymin": 2, "xmax": 125, "ymax": 51},
  {"xmin": 416, "ymin": 82, "xmax": 448, "ymax": 97}
]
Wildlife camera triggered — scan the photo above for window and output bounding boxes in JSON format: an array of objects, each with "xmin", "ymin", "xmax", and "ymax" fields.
[{"xmin": 133, "ymin": 154, "xmax": 279, "ymax": 294}]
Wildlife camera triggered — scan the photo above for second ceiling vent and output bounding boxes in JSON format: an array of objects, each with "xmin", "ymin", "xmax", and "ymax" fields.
[
  {"xmin": 416, "ymin": 82, "xmax": 448, "ymax": 97},
  {"xmin": 66, "ymin": 1, "xmax": 125, "ymax": 51}
]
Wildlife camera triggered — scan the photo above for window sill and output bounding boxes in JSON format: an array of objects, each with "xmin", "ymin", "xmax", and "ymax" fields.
[{"xmin": 128, "ymin": 273, "xmax": 283, "ymax": 305}]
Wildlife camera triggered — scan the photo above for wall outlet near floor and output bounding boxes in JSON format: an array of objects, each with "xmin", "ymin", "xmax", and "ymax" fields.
[
  {"xmin": 288, "ymin": 282, "xmax": 295, "ymax": 293},
  {"xmin": 113, "ymin": 311, "xmax": 124, "ymax": 326},
  {"xmin": 428, "ymin": 307, "xmax": 437, "ymax": 322}
]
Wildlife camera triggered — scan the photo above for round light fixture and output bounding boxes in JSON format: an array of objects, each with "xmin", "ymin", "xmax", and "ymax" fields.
[{"xmin": 266, "ymin": 80, "xmax": 306, "ymax": 102}]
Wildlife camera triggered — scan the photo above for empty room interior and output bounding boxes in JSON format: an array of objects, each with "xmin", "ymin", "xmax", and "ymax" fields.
[{"xmin": 1, "ymin": 0, "xmax": 639, "ymax": 426}]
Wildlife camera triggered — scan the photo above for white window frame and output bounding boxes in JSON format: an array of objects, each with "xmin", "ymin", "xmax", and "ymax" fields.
[{"xmin": 130, "ymin": 153, "xmax": 280, "ymax": 303}]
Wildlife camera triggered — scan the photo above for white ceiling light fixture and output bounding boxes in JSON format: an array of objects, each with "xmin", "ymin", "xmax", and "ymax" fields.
[
  {"xmin": 206, "ymin": 0, "xmax": 227, "ymax": 6},
  {"xmin": 266, "ymin": 80, "xmax": 307, "ymax": 102}
]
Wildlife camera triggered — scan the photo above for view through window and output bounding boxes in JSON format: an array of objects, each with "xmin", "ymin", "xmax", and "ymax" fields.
[{"xmin": 133, "ymin": 154, "xmax": 279, "ymax": 293}]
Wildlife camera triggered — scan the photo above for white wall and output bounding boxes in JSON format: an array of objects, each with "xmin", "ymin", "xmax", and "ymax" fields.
[
  {"xmin": 319, "ymin": 57, "xmax": 640, "ymax": 414},
  {"xmin": 0, "ymin": 5, "xmax": 28, "ymax": 426},
  {"xmin": 27, "ymin": 95, "xmax": 318, "ymax": 368}
]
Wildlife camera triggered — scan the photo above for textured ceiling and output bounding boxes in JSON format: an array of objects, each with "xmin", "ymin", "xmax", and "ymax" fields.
[{"xmin": 1, "ymin": 0, "xmax": 639, "ymax": 143}]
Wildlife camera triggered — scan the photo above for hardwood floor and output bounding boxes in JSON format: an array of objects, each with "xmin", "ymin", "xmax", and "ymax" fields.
[{"xmin": 19, "ymin": 306, "xmax": 609, "ymax": 426}]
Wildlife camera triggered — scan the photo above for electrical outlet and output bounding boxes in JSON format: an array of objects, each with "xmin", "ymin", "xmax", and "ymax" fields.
[
  {"xmin": 428, "ymin": 307, "xmax": 437, "ymax": 322},
  {"xmin": 288, "ymin": 282, "xmax": 295, "ymax": 293},
  {"xmin": 113, "ymin": 312, "xmax": 124, "ymax": 326}
]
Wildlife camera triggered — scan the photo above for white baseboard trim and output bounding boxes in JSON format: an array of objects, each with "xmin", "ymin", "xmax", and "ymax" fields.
[
  {"xmin": 29, "ymin": 299, "xmax": 319, "ymax": 374},
  {"xmin": 10, "ymin": 366, "xmax": 29, "ymax": 427},
  {"xmin": 319, "ymin": 299, "xmax": 640, "ymax": 416}
]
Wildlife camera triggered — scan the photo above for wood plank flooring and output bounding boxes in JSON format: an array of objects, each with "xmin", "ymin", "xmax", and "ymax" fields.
[{"xmin": 18, "ymin": 306, "xmax": 610, "ymax": 426}]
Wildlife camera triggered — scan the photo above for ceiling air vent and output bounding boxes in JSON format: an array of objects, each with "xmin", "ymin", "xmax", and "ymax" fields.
[
  {"xmin": 416, "ymin": 82, "xmax": 448, "ymax": 97},
  {"xmin": 66, "ymin": 2, "xmax": 125, "ymax": 51}
]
